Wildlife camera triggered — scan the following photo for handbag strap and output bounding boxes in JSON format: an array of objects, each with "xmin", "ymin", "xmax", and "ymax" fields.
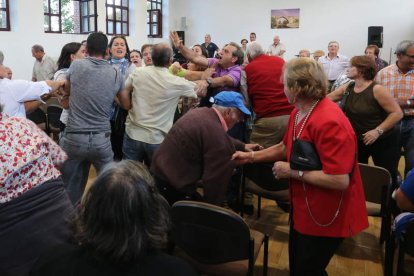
[
  {"xmin": 340, "ymin": 81, "xmax": 355, "ymax": 112},
  {"xmin": 303, "ymin": 183, "xmax": 344, "ymax": 227},
  {"xmin": 302, "ymin": 145, "xmax": 358, "ymax": 228}
]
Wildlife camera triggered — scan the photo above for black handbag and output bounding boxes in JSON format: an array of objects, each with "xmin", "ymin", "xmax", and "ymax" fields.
[{"xmin": 290, "ymin": 139, "xmax": 322, "ymax": 171}]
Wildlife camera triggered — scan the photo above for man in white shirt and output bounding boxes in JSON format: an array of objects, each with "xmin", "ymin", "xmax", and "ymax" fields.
[
  {"xmin": 122, "ymin": 43, "xmax": 205, "ymax": 166},
  {"xmin": 31, "ymin": 44, "xmax": 57, "ymax": 81},
  {"xmin": 0, "ymin": 64, "xmax": 63, "ymax": 117},
  {"xmin": 318, "ymin": 41, "xmax": 349, "ymax": 90},
  {"xmin": 267, "ymin": 36, "xmax": 286, "ymax": 58}
]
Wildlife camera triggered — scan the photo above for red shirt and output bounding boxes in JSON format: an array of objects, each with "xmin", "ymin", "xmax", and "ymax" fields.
[
  {"xmin": 283, "ymin": 98, "xmax": 368, "ymax": 237},
  {"xmin": 244, "ymin": 54, "xmax": 293, "ymax": 118}
]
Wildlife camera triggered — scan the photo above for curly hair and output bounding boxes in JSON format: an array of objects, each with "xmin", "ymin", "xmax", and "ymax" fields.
[
  {"xmin": 350, "ymin": 55, "xmax": 376, "ymax": 80},
  {"xmin": 72, "ymin": 160, "xmax": 170, "ymax": 264}
]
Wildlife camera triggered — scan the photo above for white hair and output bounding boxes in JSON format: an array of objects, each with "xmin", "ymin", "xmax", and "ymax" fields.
[{"xmin": 246, "ymin": 42, "xmax": 265, "ymax": 60}]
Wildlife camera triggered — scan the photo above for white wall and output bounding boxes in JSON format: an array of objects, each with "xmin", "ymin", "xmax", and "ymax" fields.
[
  {"xmin": 2, "ymin": 0, "xmax": 413, "ymax": 79},
  {"xmin": 0, "ymin": 0, "xmax": 169, "ymax": 80},
  {"xmin": 169, "ymin": 0, "xmax": 414, "ymax": 63}
]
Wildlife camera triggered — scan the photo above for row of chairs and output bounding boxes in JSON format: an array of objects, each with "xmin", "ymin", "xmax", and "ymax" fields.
[
  {"xmin": 26, "ymin": 104, "xmax": 63, "ymax": 141},
  {"xmin": 169, "ymin": 163, "xmax": 394, "ymax": 275}
]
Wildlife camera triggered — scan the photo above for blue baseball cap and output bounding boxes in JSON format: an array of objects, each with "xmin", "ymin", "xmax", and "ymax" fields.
[{"xmin": 210, "ymin": 91, "xmax": 251, "ymax": 116}]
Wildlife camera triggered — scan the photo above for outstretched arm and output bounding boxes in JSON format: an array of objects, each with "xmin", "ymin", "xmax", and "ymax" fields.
[{"xmin": 170, "ymin": 31, "xmax": 209, "ymax": 67}]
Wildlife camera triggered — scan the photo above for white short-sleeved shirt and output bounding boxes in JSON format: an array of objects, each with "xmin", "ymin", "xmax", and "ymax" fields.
[
  {"xmin": 319, "ymin": 54, "xmax": 349, "ymax": 81},
  {"xmin": 125, "ymin": 66, "xmax": 197, "ymax": 144}
]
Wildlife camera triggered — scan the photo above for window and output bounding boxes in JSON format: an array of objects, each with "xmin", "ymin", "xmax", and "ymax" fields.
[
  {"xmin": 106, "ymin": 0, "xmax": 129, "ymax": 36},
  {"xmin": 43, "ymin": 0, "xmax": 97, "ymax": 34},
  {"xmin": 0, "ymin": 0, "xmax": 10, "ymax": 31},
  {"xmin": 44, "ymin": 0, "xmax": 61, "ymax": 33},
  {"xmin": 147, "ymin": 0, "xmax": 162, "ymax": 38},
  {"xmin": 79, "ymin": 0, "xmax": 97, "ymax": 34}
]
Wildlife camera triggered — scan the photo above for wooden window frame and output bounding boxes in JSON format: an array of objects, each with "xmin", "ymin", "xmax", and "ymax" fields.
[
  {"xmin": 0, "ymin": 0, "xmax": 10, "ymax": 31},
  {"xmin": 44, "ymin": 0, "xmax": 62, "ymax": 33},
  {"xmin": 147, "ymin": 0, "xmax": 162, "ymax": 38},
  {"xmin": 43, "ymin": 0, "xmax": 97, "ymax": 34},
  {"xmin": 79, "ymin": 0, "xmax": 97, "ymax": 34},
  {"xmin": 106, "ymin": 0, "xmax": 129, "ymax": 36}
]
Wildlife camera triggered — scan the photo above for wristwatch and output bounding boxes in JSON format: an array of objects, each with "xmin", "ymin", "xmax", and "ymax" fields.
[
  {"xmin": 298, "ymin": 170, "xmax": 304, "ymax": 179},
  {"xmin": 206, "ymin": 78, "xmax": 213, "ymax": 88},
  {"xmin": 407, "ymin": 99, "xmax": 412, "ymax": 107},
  {"xmin": 376, "ymin": 127, "xmax": 384, "ymax": 136}
]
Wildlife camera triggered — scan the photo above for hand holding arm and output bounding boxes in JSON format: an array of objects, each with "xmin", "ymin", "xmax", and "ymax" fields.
[
  {"xmin": 194, "ymin": 80, "xmax": 208, "ymax": 98},
  {"xmin": 232, "ymin": 142, "xmax": 286, "ymax": 165}
]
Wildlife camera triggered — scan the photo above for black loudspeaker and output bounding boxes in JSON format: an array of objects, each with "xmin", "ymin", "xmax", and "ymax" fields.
[
  {"xmin": 176, "ymin": 31, "xmax": 185, "ymax": 45},
  {"xmin": 368, "ymin": 26, "xmax": 383, "ymax": 48}
]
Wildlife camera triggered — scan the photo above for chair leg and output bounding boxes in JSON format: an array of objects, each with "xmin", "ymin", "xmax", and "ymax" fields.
[
  {"xmin": 396, "ymin": 238, "xmax": 405, "ymax": 276},
  {"xmin": 248, "ymin": 239, "xmax": 255, "ymax": 276},
  {"xmin": 240, "ymin": 176, "xmax": 245, "ymax": 218},
  {"xmin": 263, "ymin": 234, "xmax": 269, "ymax": 276},
  {"xmin": 380, "ymin": 212, "xmax": 391, "ymax": 244},
  {"xmin": 384, "ymin": 231, "xmax": 395, "ymax": 276},
  {"xmin": 257, "ymin": 195, "xmax": 262, "ymax": 219}
]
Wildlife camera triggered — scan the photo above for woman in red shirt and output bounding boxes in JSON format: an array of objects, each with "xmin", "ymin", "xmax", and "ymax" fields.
[{"xmin": 233, "ymin": 58, "xmax": 368, "ymax": 275}]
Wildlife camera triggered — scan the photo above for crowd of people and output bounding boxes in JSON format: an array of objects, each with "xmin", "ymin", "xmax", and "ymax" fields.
[{"xmin": 0, "ymin": 31, "xmax": 413, "ymax": 275}]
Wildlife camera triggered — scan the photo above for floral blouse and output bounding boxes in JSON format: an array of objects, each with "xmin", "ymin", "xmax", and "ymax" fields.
[{"xmin": 0, "ymin": 112, "xmax": 67, "ymax": 203}]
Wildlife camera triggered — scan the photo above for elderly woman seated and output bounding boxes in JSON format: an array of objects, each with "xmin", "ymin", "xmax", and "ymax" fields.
[
  {"xmin": 30, "ymin": 160, "xmax": 197, "ymax": 276},
  {"xmin": 0, "ymin": 104, "xmax": 73, "ymax": 276}
]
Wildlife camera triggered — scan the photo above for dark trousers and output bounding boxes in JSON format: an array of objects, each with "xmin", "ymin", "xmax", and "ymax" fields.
[
  {"xmin": 358, "ymin": 126, "xmax": 401, "ymax": 187},
  {"xmin": 289, "ymin": 225, "xmax": 343, "ymax": 276},
  {"xmin": 154, "ymin": 176, "xmax": 200, "ymax": 206}
]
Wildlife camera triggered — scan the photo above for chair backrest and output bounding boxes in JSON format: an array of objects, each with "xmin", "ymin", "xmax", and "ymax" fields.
[
  {"xmin": 46, "ymin": 105, "xmax": 63, "ymax": 129},
  {"xmin": 171, "ymin": 201, "xmax": 251, "ymax": 264},
  {"xmin": 244, "ymin": 163, "xmax": 289, "ymax": 191},
  {"xmin": 26, "ymin": 108, "xmax": 47, "ymax": 125},
  {"xmin": 358, "ymin": 163, "xmax": 391, "ymax": 204}
]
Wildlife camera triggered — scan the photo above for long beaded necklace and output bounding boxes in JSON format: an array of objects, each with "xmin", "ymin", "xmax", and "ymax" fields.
[
  {"xmin": 292, "ymin": 99, "xmax": 344, "ymax": 227},
  {"xmin": 293, "ymin": 100, "xmax": 319, "ymax": 140}
]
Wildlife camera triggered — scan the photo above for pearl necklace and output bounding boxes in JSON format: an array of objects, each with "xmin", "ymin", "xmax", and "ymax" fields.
[{"xmin": 293, "ymin": 100, "xmax": 320, "ymax": 140}]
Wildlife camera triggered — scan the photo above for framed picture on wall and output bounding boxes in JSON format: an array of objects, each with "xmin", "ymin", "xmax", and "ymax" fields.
[{"xmin": 271, "ymin": 9, "xmax": 300, "ymax": 29}]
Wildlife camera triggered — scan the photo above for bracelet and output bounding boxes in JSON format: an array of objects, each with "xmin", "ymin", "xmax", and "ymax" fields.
[
  {"xmin": 250, "ymin": 151, "xmax": 255, "ymax": 163},
  {"xmin": 375, "ymin": 127, "xmax": 384, "ymax": 136}
]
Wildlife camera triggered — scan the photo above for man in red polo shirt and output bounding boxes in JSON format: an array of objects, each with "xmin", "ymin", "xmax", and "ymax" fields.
[{"xmin": 241, "ymin": 42, "xmax": 294, "ymax": 148}]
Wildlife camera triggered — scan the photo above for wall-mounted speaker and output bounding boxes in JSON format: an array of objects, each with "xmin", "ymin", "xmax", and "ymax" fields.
[
  {"xmin": 181, "ymin": 17, "xmax": 187, "ymax": 30},
  {"xmin": 368, "ymin": 26, "xmax": 383, "ymax": 48}
]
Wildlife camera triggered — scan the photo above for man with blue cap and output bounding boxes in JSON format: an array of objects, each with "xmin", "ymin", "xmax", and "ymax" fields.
[{"xmin": 151, "ymin": 91, "xmax": 262, "ymax": 205}]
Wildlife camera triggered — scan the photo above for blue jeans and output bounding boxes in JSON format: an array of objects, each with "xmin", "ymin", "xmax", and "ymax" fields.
[
  {"xmin": 401, "ymin": 118, "xmax": 414, "ymax": 176},
  {"xmin": 122, "ymin": 133, "xmax": 160, "ymax": 167},
  {"xmin": 60, "ymin": 132, "xmax": 113, "ymax": 204}
]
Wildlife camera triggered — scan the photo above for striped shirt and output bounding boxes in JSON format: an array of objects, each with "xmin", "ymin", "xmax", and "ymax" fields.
[{"xmin": 376, "ymin": 64, "xmax": 414, "ymax": 116}]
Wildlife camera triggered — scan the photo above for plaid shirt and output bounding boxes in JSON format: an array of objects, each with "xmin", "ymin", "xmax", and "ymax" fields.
[{"xmin": 376, "ymin": 64, "xmax": 414, "ymax": 116}]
